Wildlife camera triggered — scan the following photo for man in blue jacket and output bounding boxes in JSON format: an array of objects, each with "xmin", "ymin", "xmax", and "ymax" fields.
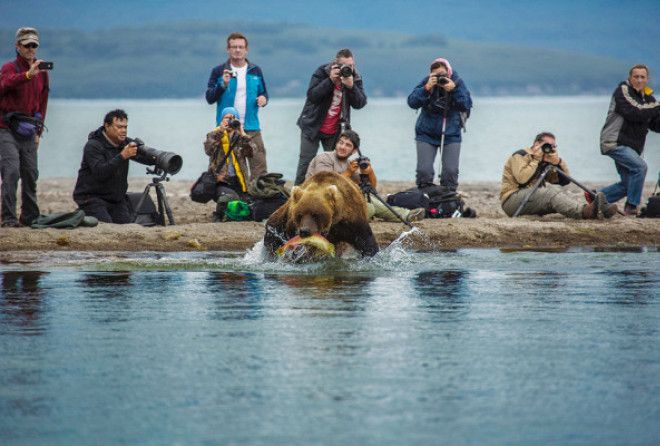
[
  {"xmin": 206, "ymin": 32, "xmax": 268, "ymax": 187},
  {"xmin": 408, "ymin": 57, "xmax": 472, "ymax": 191}
]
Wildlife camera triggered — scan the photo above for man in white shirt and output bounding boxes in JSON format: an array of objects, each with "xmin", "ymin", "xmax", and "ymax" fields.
[{"xmin": 206, "ymin": 32, "xmax": 269, "ymax": 187}]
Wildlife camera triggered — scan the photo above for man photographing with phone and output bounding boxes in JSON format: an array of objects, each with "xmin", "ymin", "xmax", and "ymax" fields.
[{"xmin": 0, "ymin": 27, "xmax": 51, "ymax": 227}]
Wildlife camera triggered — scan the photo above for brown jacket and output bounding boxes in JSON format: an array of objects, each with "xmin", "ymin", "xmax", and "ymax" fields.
[
  {"xmin": 500, "ymin": 148, "xmax": 570, "ymax": 203},
  {"xmin": 203, "ymin": 128, "xmax": 255, "ymax": 192}
]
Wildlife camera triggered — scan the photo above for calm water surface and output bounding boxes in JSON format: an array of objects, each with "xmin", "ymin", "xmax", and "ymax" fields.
[{"xmin": 1, "ymin": 246, "xmax": 659, "ymax": 445}]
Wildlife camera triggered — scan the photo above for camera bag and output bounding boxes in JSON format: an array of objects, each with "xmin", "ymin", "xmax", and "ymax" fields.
[
  {"xmin": 639, "ymin": 178, "xmax": 660, "ymax": 218},
  {"xmin": 190, "ymin": 171, "xmax": 217, "ymax": 203},
  {"xmin": 386, "ymin": 189, "xmax": 430, "ymax": 209},
  {"xmin": 251, "ymin": 193, "xmax": 288, "ymax": 222},
  {"xmin": 127, "ymin": 192, "xmax": 159, "ymax": 226},
  {"xmin": 387, "ymin": 185, "xmax": 476, "ymax": 218}
]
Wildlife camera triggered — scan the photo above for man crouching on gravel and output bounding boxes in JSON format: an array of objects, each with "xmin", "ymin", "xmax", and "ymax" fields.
[{"xmin": 500, "ymin": 131, "xmax": 617, "ymax": 219}]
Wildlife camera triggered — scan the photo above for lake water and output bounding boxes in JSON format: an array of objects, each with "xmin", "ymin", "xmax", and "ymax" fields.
[
  {"xmin": 1, "ymin": 246, "xmax": 659, "ymax": 445},
  {"xmin": 39, "ymin": 97, "xmax": 659, "ymax": 182}
]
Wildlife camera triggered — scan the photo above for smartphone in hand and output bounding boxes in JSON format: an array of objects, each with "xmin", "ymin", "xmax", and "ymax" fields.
[{"xmin": 38, "ymin": 61, "xmax": 54, "ymax": 70}]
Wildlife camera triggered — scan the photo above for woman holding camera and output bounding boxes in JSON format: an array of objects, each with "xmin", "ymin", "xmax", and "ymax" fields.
[
  {"xmin": 407, "ymin": 57, "xmax": 472, "ymax": 191},
  {"xmin": 203, "ymin": 107, "xmax": 255, "ymax": 221}
]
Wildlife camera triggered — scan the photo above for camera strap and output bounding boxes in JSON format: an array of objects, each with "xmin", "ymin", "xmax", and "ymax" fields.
[{"xmin": 211, "ymin": 131, "xmax": 240, "ymax": 175}]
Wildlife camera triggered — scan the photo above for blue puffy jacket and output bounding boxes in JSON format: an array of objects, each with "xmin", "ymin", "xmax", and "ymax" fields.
[
  {"xmin": 407, "ymin": 71, "xmax": 472, "ymax": 146},
  {"xmin": 205, "ymin": 60, "xmax": 268, "ymax": 131}
]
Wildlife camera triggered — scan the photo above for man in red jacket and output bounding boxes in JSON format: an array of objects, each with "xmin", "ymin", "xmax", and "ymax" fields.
[{"xmin": 0, "ymin": 27, "xmax": 50, "ymax": 227}]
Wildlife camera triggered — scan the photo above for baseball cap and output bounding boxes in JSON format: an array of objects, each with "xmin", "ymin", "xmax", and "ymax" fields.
[{"xmin": 16, "ymin": 27, "xmax": 39, "ymax": 46}]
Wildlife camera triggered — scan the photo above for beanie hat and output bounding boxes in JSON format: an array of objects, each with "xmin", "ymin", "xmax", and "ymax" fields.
[{"xmin": 220, "ymin": 107, "xmax": 240, "ymax": 120}]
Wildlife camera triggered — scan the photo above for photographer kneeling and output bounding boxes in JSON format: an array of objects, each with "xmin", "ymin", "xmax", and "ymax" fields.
[
  {"xmin": 203, "ymin": 107, "xmax": 255, "ymax": 222},
  {"xmin": 500, "ymin": 132, "xmax": 617, "ymax": 219},
  {"xmin": 306, "ymin": 129, "xmax": 425, "ymax": 222},
  {"xmin": 73, "ymin": 109, "xmax": 152, "ymax": 224}
]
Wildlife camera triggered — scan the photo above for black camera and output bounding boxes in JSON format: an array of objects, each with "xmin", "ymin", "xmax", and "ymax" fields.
[
  {"xmin": 131, "ymin": 138, "xmax": 183, "ymax": 175},
  {"xmin": 228, "ymin": 119, "xmax": 241, "ymax": 129},
  {"xmin": 338, "ymin": 64, "xmax": 354, "ymax": 78},
  {"xmin": 436, "ymin": 75, "xmax": 449, "ymax": 86},
  {"xmin": 357, "ymin": 156, "xmax": 370, "ymax": 170},
  {"xmin": 541, "ymin": 143, "xmax": 555, "ymax": 154}
]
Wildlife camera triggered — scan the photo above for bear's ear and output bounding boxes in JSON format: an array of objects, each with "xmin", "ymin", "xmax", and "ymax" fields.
[
  {"xmin": 290, "ymin": 186, "xmax": 303, "ymax": 204},
  {"xmin": 325, "ymin": 185, "xmax": 340, "ymax": 205}
]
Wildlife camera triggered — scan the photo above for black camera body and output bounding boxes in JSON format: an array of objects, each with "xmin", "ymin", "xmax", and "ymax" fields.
[
  {"xmin": 338, "ymin": 64, "xmax": 354, "ymax": 78},
  {"xmin": 130, "ymin": 138, "xmax": 183, "ymax": 175},
  {"xmin": 541, "ymin": 143, "xmax": 555, "ymax": 154},
  {"xmin": 228, "ymin": 119, "xmax": 241, "ymax": 129},
  {"xmin": 357, "ymin": 156, "xmax": 370, "ymax": 170},
  {"xmin": 436, "ymin": 75, "xmax": 450, "ymax": 86}
]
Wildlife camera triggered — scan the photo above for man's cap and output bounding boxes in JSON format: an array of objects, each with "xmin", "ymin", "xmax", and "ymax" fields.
[
  {"xmin": 221, "ymin": 107, "xmax": 240, "ymax": 120},
  {"xmin": 16, "ymin": 27, "xmax": 39, "ymax": 46}
]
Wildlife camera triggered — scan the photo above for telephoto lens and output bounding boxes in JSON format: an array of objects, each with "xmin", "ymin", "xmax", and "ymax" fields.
[{"xmin": 132, "ymin": 138, "xmax": 183, "ymax": 175}]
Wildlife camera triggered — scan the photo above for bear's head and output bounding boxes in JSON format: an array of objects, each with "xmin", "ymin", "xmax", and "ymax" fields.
[{"xmin": 286, "ymin": 183, "xmax": 343, "ymax": 237}]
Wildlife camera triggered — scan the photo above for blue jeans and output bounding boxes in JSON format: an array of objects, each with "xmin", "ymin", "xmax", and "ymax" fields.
[{"xmin": 599, "ymin": 145, "xmax": 647, "ymax": 206}]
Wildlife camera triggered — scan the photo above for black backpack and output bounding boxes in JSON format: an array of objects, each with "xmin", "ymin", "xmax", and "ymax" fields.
[
  {"xmin": 251, "ymin": 193, "xmax": 288, "ymax": 222},
  {"xmin": 639, "ymin": 176, "xmax": 660, "ymax": 218},
  {"xmin": 387, "ymin": 184, "xmax": 476, "ymax": 218},
  {"xmin": 127, "ymin": 192, "xmax": 160, "ymax": 226}
]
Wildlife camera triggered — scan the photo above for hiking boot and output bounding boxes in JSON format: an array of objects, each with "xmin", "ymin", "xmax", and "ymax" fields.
[
  {"xmin": 1, "ymin": 220, "xmax": 22, "ymax": 228},
  {"xmin": 581, "ymin": 201, "xmax": 598, "ymax": 219},
  {"xmin": 600, "ymin": 199, "xmax": 618, "ymax": 219},
  {"xmin": 623, "ymin": 202, "xmax": 638, "ymax": 217},
  {"xmin": 407, "ymin": 208, "xmax": 426, "ymax": 222},
  {"xmin": 212, "ymin": 211, "xmax": 224, "ymax": 223}
]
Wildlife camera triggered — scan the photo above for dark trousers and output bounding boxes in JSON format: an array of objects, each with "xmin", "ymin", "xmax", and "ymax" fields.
[
  {"xmin": 415, "ymin": 140, "xmax": 461, "ymax": 191},
  {"xmin": 75, "ymin": 195, "xmax": 132, "ymax": 224},
  {"xmin": 0, "ymin": 129, "xmax": 39, "ymax": 225},
  {"xmin": 294, "ymin": 132, "xmax": 337, "ymax": 185}
]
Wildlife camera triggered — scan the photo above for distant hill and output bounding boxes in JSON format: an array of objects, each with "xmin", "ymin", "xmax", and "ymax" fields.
[
  {"xmin": 3, "ymin": 0, "xmax": 659, "ymax": 68},
  {"xmin": 0, "ymin": 22, "xmax": 633, "ymax": 98}
]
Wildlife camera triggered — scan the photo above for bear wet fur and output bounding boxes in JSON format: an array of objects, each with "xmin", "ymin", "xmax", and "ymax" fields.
[{"xmin": 264, "ymin": 172, "xmax": 379, "ymax": 257}]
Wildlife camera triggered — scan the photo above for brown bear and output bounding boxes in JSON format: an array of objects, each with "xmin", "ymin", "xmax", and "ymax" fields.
[{"xmin": 264, "ymin": 171, "xmax": 379, "ymax": 257}]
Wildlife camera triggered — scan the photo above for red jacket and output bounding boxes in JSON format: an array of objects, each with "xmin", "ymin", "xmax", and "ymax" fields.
[{"xmin": 0, "ymin": 54, "xmax": 49, "ymax": 133}]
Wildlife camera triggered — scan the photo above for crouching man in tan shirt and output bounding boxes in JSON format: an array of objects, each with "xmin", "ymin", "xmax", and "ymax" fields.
[{"xmin": 500, "ymin": 131, "xmax": 617, "ymax": 219}]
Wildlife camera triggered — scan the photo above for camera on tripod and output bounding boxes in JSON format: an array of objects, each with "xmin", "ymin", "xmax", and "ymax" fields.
[
  {"xmin": 128, "ymin": 138, "xmax": 183, "ymax": 226},
  {"xmin": 130, "ymin": 138, "xmax": 183, "ymax": 175},
  {"xmin": 357, "ymin": 156, "xmax": 370, "ymax": 170}
]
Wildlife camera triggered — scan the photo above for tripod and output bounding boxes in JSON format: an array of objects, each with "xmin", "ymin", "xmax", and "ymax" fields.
[
  {"xmin": 358, "ymin": 173, "xmax": 413, "ymax": 228},
  {"xmin": 134, "ymin": 168, "xmax": 175, "ymax": 226},
  {"xmin": 512, "ymin": 164, "xmax": 613, "ymax": 217}
]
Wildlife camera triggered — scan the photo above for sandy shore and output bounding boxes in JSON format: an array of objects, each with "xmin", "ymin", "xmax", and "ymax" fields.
[{"xmin": 0, "ymin": 178, "xmax": 658, "ymax": 256}]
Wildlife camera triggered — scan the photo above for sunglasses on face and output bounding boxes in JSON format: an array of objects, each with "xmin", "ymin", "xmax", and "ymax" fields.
[{"xmin": 22, "ymin": 43, "xmax": 38, "ymax": 49}]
